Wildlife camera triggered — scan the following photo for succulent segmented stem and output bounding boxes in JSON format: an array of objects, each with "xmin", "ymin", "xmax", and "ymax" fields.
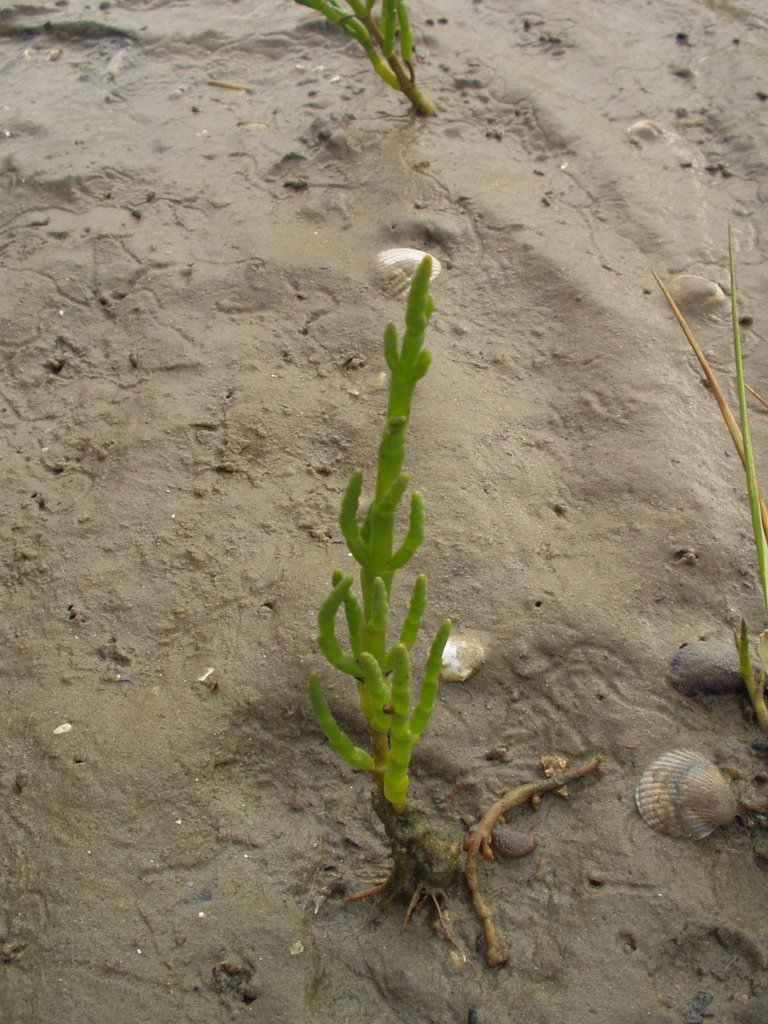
[
  {"xmin": 395, "ymin": 573, "xmax": 427, "ymax": 654},
  {"xmin": 397, "ymin": 1, "xmax": 412, "ymax": 63},
  {"xmin": 358, "ymin": 652, "xmax": 391, "ymax": 731},
  {"xmin": 308, "ymin": 256, "xmax": 450, "ymax": 810},
  {"xmin": 293, "ymin": 1, "xmax": 434, "ymax": 115},
  {"xmin": 384, "ymin": 644, "xmax": 414, "ymax": 809},
  {"xmin": 309, "ymin": 674, "xmax": 375, "ymax": 772},
  {"xmin": 380, "ymin": 0, "xmax": 397, "ymax": 57},
  {"xmin": 317, "ymin": 575, "xmax": 361, "ymax": 677},
  {"xmin": 410, "ymin": 618, "xmax": 451, "ymax": 740}
]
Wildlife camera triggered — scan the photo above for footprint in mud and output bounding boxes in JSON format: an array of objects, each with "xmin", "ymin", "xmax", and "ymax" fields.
[
  {"xmin": 625, "ymin": 118, "xmax": 720, "ymax": 256},
  {"xmin": 211, "ymin": 959, "xmax": 261, "ymax": 1004},
  {"xmin": 649, "ymin": 922, "xmax": 765, "ymax": 1021}
]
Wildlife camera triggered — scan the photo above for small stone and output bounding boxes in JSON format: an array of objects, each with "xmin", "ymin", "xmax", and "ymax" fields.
[
  {"xmin": 485, "ymin": 745, "xmax": 511, "ymax": 763},
  {"xmin": 490, "ymin": 827, "xmax": 537, "ymax": 859},
  {"xmin": 668, "ymin": 640, "xmax": 762, "ymax": 697},
  {"xmin": 1, "ymin": 943, "xmax": 24, "ymax": 963}
]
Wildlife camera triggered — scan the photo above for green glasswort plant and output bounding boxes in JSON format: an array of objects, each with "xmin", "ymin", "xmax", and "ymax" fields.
[
  {"xmin": 293, "ymin": 0, "xmax": 435, "ymax": 116},
  {"xmin": 309, "ymin": 256, "xmax": 460, "ymax": 898},
  {"xmin": 655, "ymin": 230, "xmax": 768, "ymax": 731}
]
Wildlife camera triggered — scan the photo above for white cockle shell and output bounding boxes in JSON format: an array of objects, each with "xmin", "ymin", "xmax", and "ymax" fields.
[
  {"xmin": 635, "ymin": 749, "xmax": 738, "ymax": 840},
  {"xmin": 626, "ymin": 119, "xmax": 668, "ymax": 144},
  {"xmin": 440, "ymin": 633, "xmax": 487, "ymax": 683},
  {"xmin": 667, "ymin": 274, "xmax": 727, "ymax": 316},
  {"xmin": 376, "ymin": 247, "xmax": 442, "ymax": 295}
]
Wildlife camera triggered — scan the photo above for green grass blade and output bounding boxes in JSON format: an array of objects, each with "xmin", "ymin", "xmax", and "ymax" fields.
[
  {"xmin": 729, "ymin": 227, "xmax": 768, "ymax": 621},
  {"xmin": 752, "ymin": 630, "xmax": 768, "ymax": 730}
]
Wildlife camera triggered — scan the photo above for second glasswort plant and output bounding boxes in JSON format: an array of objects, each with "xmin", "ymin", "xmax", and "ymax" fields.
[{"xmin": 293, "ymin": 0, "xmax": 435, "ymax": 115}]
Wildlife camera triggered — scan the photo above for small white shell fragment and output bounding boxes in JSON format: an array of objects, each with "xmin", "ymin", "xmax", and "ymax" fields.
[
  {"xmin": 376, "ymin": 247, "xmax": 441, "ymax": 295},
  {"xmin": 440, "ymin": 633, "xmax": 487, "ymax": 683},
  {"xmin": 667, "ymin": 273, "xmax": 727, "ymax": 316},
  {"xmin": 197, "ymin": 667, "xmax": 215, "ymax": 683},
  {"xmin": 289, "ymin": 940, "xmax": 304, "ymax": 956},
  {"xmin": 53, "ymin": 722, "xmax": 72, "ymax": 735}
]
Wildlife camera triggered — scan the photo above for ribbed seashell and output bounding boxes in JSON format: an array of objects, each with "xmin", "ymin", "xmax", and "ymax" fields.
[
  {"xmin": 635, "ymin": 750, "xmax": 738, "ymax": 840},
  {"xmin": 376, "ymin": 247, "xmax": 441, "ymax": 295}
]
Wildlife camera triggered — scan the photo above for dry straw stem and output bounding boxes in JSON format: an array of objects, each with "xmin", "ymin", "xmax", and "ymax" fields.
[
  {"xmin": 654, "ymin": 244, "xmax": 768, "ymax": 731},
  {"xmin": 652, "ymin": 272, "xmax": 768, "ymax": 540},
  {"xmin": 746, "ymin": 383, "xmax": 768, "ymax": 411}
]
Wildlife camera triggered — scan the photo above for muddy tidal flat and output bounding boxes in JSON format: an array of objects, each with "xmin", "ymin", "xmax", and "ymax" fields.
[{"xmin": 2, "ymin": 2, "xmax": 768, "ymax": 1022}]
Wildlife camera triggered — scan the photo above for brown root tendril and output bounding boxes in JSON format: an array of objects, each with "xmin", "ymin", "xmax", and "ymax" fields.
[{"xmin": 464, "ymin": 755, "xmax": 604, "ymax": 967}]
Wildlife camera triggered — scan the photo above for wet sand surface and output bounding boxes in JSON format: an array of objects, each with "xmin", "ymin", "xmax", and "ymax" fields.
[{"xmin": 2, "ymin": 1, "xmax": 768, "ymax": 1021}]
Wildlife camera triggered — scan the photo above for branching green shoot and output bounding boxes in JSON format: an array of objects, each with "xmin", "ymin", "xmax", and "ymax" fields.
[
  {"xmin": 309, "ymin": 256, "xmax": 451, "ymax": 810},
  {"xmin": 293, "ymin": 0, "xmax": 435, "ymax": 116}
]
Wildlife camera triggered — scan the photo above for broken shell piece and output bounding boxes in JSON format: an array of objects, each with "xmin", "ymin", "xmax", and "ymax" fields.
[
  {"xmin": 440, "ymin": 633, "xmax": 486, "ymax": 682},
  {"xmin": 540, "ymin": 754, "xmax": 569, "ymax": 798},
  {"xmin": 376, "ymin": 247, "xmax": 441, "ymax": 296},
  {"xmin": 53, "ymin": 722, "xmax": 72, "ymax": 735},
  {"xmin": 667, "ymin": 274, "xmax": 727, "ymax": 316},
  {"xmin": 635, "ymin": 749, "xmax": 738, "ymax": 840}
]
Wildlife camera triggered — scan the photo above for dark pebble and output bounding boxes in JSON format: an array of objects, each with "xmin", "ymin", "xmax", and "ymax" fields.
[
  {"xmin": 668, "ymin": 640, "xmax": 762, "ymax": 697},
  {"xmin": 490, "ymin": 826, "xmax": 537, "ymax": 859},
  {"xmin": 739, "ymin": 990, "xmax": 768, "ymax": 1024}
]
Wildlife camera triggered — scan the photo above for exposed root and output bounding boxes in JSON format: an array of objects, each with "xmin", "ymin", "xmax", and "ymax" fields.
[
  {"xmin": 402, "ymin": 885, "xmax": 424, "ymax": 929},
  {"xmin": 345, "ymin": 880, "xmax": 388, "ymax": 902},
  {"xmin": 428, "ymin": 893, "xmax": 464, "ymax": 957},
  {"xmin": 343, "ymin": 758, "xmax": 602, "ymax": 969},
  {"xmin": 465, "ymin": 755, "xmax": 604, "ymax": 967},
  {"xmin": 398, "ymin": 887, "xmax": 464, "ymax": 961}
]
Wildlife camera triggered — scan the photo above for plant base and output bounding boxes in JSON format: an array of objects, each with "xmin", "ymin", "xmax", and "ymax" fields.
[{"xmin": 371, "ymin": 790, "xmax": 463, "ymax": 899}]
